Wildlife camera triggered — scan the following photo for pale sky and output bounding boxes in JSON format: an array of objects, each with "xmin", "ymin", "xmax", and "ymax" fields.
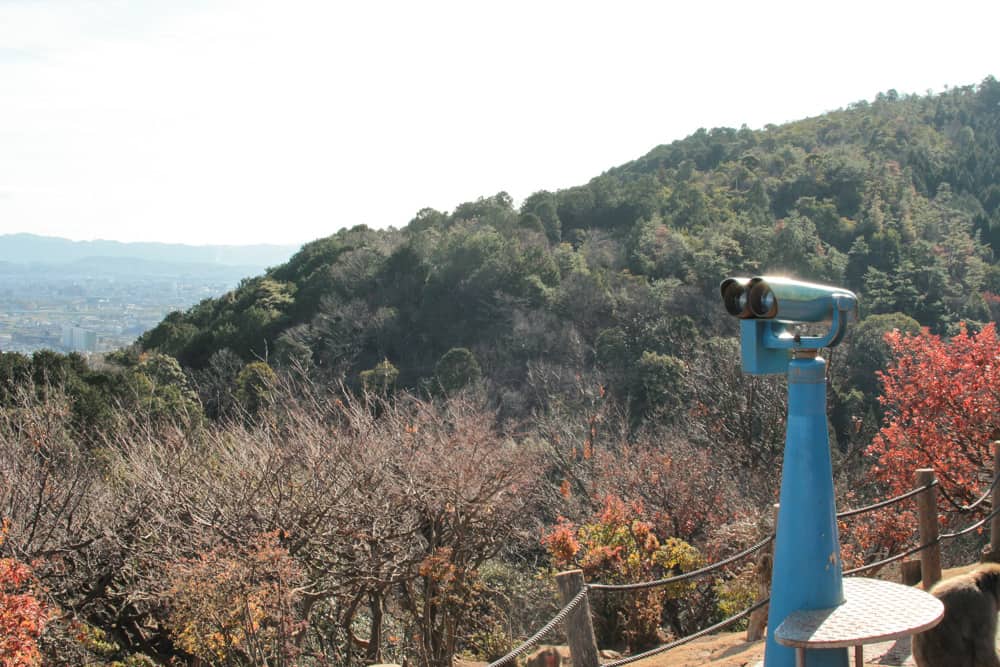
[{"xmin": 1, "ymin": 1, "xmax": 997, "ymax": 247}]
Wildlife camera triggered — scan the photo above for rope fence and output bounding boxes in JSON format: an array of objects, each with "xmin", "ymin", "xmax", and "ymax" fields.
[
  {"xmin": 937, "ymin": 473, "xmax": 1000, "ymax": 513},
  {"xmin": 587, "ymin": 534, "xmax": 774, "ymax": 592},
  {"xmin": 844, "ymin": 501, "xmax": 1000, "ymax": 576},
  {"xmin": 486, "ymin": 534, "xmax": 774, "ymax": 666},
  {"xmin": 601, "ymin": 599, "xmax": 770, "ymax": 667},
  {"xmin": 940, "ymin": 502, "xmax": 1000, "ymax": 539},
  {"xmin": 485, "ymin": 586, "xmax": 590, "ymax": 667},
  {"xmin": 843, "ymin": 538, "xmax": 939, "ymax": 576},
  {"xmin": 835, "ymin": 480, "xmax": 938, "ymax": 519},
  {"xmin": 489, "ymin": 463, "xmax": 1000, "ymax": 667}
]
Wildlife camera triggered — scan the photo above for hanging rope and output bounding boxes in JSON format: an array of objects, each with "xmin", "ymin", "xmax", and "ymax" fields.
[
  {"xmin": 939, "ymin": 503, "xmax": 1000, "ymax": 540},
  {"xmin": 836, "ymin": 480, "xmax": 938, "ymax": 519},
  {"xmin": 844, "ymin": 503, "xmax": 1000, "ymax": 576},
  {"xmin": 588, "ymin": 534, "xmax": 774, "ymax": 592},
  {"xmin": 936, "ymin": 472, "xmax": 1000, "ymax": 514},
  {"xmin": 485, "ymin": 586, "xmax": 589, "ymax": 667},
  {"xmin": 600, "ymin": 599, "xmax": 769, "ymax": 667},
  {"xmin": 843, "ymin": 538, "xmax": 941, "ymax": 576}
]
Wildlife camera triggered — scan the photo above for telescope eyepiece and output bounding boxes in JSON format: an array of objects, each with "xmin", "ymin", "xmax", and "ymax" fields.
[
  {"xmin": 749, "ymin": 283, "xmax": 777, "ymax": 318},
  {"xmin": 721, "ymin": 277, "xmax": 754, "ymax": 318}
]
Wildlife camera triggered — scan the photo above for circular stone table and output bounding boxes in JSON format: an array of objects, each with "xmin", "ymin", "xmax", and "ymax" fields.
[{"xmin": 774, "ymin": 577, "xmax": 944, "ymax": 667}]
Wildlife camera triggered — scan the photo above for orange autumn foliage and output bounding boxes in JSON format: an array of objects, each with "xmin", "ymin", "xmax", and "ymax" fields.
[
  {"xmin": 543, "ymin": 496, "xmax": 702, "ymax": 651},
  {"xmin": 163, "ymin": 531, "xmax": 304, "ymax": 665},
  {"xmin": 0, "ymin": 520, "xmax": 48, "ymax": 667}
]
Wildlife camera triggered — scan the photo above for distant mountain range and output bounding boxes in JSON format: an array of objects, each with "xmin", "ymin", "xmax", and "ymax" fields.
[{"xmin": 0, "ymin": 233, "xmax": 299, "ymax": 269}]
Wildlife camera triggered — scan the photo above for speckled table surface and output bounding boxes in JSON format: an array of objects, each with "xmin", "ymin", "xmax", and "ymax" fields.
[{"xmin": 774, "ymin": 578, "xmax": 943, "ymax": 650}]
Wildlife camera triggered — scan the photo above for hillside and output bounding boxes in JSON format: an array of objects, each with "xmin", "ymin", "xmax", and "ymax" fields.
[{"xmin": 141, "ymin": 78, "xmax": 1000, "ymax": 422}]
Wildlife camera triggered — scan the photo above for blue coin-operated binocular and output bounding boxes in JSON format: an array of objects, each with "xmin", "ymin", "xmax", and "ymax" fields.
[
  {"xmin": 722, "ymin": 275, "xmax": 860, "ymax": 667},
  {"xmin": 720, "ymin": 276, "xmax": 858, "ymax": 375}
]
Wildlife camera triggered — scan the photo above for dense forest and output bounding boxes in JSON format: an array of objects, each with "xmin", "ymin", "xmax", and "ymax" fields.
[{"xmin": 3, "ymin": 77, "xmax": 1000, "ymax": 666}]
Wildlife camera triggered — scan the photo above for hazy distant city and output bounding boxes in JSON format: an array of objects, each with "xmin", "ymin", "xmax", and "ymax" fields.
[
  {"xmin": 0, "ymin": 266, "xmax": 238, "ymax": 354},
  {"xmin": 0, "ymin": 234, "xmax": 298, "ymax": 356}
]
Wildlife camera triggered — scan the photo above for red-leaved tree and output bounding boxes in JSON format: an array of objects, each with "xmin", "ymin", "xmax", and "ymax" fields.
[{"xmin": 861, "ymin": 323, "xmax": 1000, "ymax": 555}]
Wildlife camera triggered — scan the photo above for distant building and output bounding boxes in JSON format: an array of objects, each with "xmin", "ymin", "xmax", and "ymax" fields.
[{"xmin": 62, "ymin": 325, "xmax": 98, "ymax": 352}]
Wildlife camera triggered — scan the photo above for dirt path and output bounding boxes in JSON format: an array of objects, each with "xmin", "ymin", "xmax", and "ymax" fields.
[
  {"xmin": 457, "ymin": 565, "xmax": 989, "ymax": 667},
  {"xmin": 618, "ymin": 630, "xmax": 917, "ymax": 666},
  {"xmin": 456, "ymin": 633, "xmax": 911, "ymax": 667}
]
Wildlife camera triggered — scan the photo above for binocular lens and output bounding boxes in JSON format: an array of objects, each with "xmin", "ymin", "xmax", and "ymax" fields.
[
  {"xmin": 749, "ymin": 284, "xmax": 778, "ymax": 318},
  {"xmin": 722, "ymin": 282, "xmax": 748, "ymax": 317}
]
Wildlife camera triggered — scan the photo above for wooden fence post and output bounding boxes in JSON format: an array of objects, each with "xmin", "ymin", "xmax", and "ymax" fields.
[
  {"xmin": 899, "ymin": 559, "xmax": 922, "ymax": 586},
  {"xmin": 990, "ymin": 441, "xmax": 1000, "ymax": 561},
  {"xmin": 746, "ymin": 503, "xmax": 778, "ymax": 641},
  {"xmin": 555, "ymin": 569, "xmax": 600, "ymax": 667},
  {"xmin": 914, "ymin": 468, "xmax": 942, "ymax": 589}
]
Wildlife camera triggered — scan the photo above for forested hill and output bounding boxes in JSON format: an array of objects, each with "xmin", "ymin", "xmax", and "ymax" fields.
[{"xmin": 141, "ymin": 77, "xmax": 1000, "ymax": 416}]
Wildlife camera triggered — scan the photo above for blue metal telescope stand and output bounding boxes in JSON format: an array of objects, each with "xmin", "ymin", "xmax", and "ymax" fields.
[{"xmin": 737, "ymin": 297, "xmax": 854, "ymax": 667}]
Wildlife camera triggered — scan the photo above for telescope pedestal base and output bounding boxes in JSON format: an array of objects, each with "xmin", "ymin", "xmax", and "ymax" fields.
[{"xmin": 763, "ymin": 356, "xmax": 847, "ymax": 667}]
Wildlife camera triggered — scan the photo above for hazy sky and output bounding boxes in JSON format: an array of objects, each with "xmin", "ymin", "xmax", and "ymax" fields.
[{"xmin": 1, "ymin": 1, "xmax": 997, "ymax": 247}]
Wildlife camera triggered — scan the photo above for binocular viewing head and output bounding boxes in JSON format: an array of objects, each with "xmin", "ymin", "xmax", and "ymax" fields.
[{"xmin": 721, "ymin": 276, "xmax": 858, "ymax": 324}]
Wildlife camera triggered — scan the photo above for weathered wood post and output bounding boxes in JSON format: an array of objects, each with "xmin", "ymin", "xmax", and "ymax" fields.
[
  {"xmin": 914, "ymin": 468, "xmax": 942, "ymax": 589},
  {"xmin": 899, "ymin": 559, "xmax": 922, "ymax": 586},
  {"xmin": 990, "ymin": 441, "xmax": 1000, "ymax": 561},
  {"xmin": 746, "ymin": 504, "xmax": 778, "ymax": 641},
  {"xmin": 555, "ymin": 569, "xmax": 600, "ymax": 667}
]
